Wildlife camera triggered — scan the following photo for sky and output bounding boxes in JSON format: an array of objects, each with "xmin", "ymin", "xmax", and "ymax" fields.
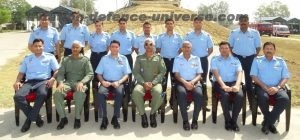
[{"xmin": 25, "ymin": 0, "xmax": 300, "ymax": 21}]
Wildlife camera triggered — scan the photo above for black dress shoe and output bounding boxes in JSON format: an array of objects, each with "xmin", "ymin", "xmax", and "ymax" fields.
[
  {"xmin": 74, "ymin": 119, "xmax": 81, "ymax": 129},
  {"xmin": 225, "ymin": 122, "xmax": 231, "ymax": 131},
  {"xmin": 100, "ymin": 117, "xmax": 108, "ymax": 130},
  {"xmin": 36, "ymin": 115, "xmax": 44, "ymax": 127},
  {"xmin": 111, "ymin": 116, "xmax": 120, "ymax": 129},
  {"xmin": 183, "ymin": 121, "xmax": 190, "ymax": 131},
  {"xmin": 203, "ymin": 106, "xmax": 211, "ymax": 112},
  {"xmin": 269, "ymin": 124, "xmax": 278, "ymax": 134},
  {"xmin": 191, "ymin": 120, "xmax": 198, "ymax": 130},
  {"xmin": 21, "ymin": 119, "xmax": 31, "ymax": 133},
  {"xmin": 150, "ymin": 113, "xmax": 157, "ymax": 128},
  {"xmin": 57, "ymin": 117, "xmax": 68, "ymax": 130},
  {"xmin": 261, "ymin": 125, "xmax": 269, "ymax": 135},
  {"xmin": 231, "ymin": 123, "xmax": 240, "ymax": 132},
  {"xmin": 141, "ymin": 114, "xmax": 148, "ymax": 128}
]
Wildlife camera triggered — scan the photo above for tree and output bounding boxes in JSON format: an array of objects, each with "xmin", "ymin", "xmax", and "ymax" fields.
[
  {"xmin": 60, "ymin": 0, "xmax": 95, "ymax": 14},
  {"xmin": 255, "ymin": 1, "xmax": 290, "ymax": 20},
  {"xmin": 197, "ymin": 1, "xmax": 231, "ymax": 27},
  {"xmin": 1, "ymin": 0, "xmax": 31, "ymax": 29},
  {"xmin": 0, "ymin": 8, "xmax": 11, "ymax": 24}
]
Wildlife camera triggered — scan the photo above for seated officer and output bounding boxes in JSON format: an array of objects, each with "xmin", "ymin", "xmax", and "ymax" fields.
[
  {"xmin": 173, "ymin": 41, "xmax": 203, "ymax": 131},
  {"xmin": 13, "ymin": 38, "xmax": 59, "ymax": 132},
  {"xmin": 54, "ymin": 40, "xmax": 93, "ymax": 130},
  {"xmin": 210, "ymin": 41, "xmax": 243, "ymax": 132},
  {"xmin": 95, "ymin": 40, "xmax": 131, "ymax": 130},
  {"xmin": 132, "ymin": 38, "xmax": 166, "ymax": 128},
  {"xmin": 250, "ymin": 42, "xmax": 290, "ymax": 134}
]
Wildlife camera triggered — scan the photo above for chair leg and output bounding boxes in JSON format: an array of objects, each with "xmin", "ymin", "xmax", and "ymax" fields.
[
  {"xmin": 172, "ymin": 88, "xmax": 178, "ymax": 123},
  {"xmin": 15, "ymin": 104, "xmax": 20, "ymax": 126},
  {"xmin": 45, "ymin": 96, "xmax": 52, "ymax": 123},
  {"xmin": 122, "ymin": 92, "xmax": 129, "ymax": 122},
  {"xmin": 252, "ymin": 95, "xmax": 258, "ymax": 126},
  {"xmin": 84, "ymin": 89, "xmax": 90, "ymax": 122},
  {"xmin": 202, "ymin": 106, "xmax": 206, "ymax": 124},
  {"xmin": 286, "ymin": 96, "xmax": 291, "ymax": 131},
  {"xmin": 93, "ymin": 88, "xmax": 98, "ymax": 122},
  {"xmin": 242, "ymin": 90, "xmax": 247, "ymax": 125},
  {"xmin": 160, "ymin": 96, "xmax": 166, "ymax": 123},
  {"xmin": 212, "ymin": 95, "xmax": 218, "ymax": 124}
]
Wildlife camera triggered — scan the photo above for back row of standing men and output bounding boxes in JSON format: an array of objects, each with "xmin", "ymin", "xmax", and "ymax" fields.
[{"xmin": 15, "ymin": 11, "xmax": 289, "ymax": 134}]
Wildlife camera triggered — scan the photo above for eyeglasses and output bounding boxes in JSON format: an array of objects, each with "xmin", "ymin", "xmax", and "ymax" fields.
[{"xmin": 145, "ymin": 43, "xmax": 153, "ymax": 46}]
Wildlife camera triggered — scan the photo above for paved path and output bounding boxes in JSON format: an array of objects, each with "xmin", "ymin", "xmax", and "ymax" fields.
[
  {"xmin": 0, "ymin": 31, "xmax": 30, "ymax": 70},
  {"xmin": 0, "ymin": 106, "xmax": 299, "ymax": 140}
]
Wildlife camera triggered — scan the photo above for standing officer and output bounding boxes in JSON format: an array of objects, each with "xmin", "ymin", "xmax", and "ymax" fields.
[
  {"xmin": 95, "ymin": 40, "xmax": 131, "ymax": 130},
  {"xmin": 132, "ymin": 38, "xmax": 166, "ymax": 128},
  {"xmin": 60, "ymin": 11, "xmax": 90, "ymax": 56},
  {"xmin": 54, "ymin": 40, "xmax": 93, "ymax": 130},
  {"xmin": 14, "ymin": 38, "xmax": 59, "ymax": 132},
  {"xmin": 28, "ymin": 13, "xmax": 60, "ymax": 60},
  {"xmin": 156, "ymin": 18, "xmax": 183, "ymax": 105},
  {"xmin": 173, "ymin": 41, "xmax": 203, "ymax": 131},
  {"xmin": 250, "ymin": 42, "xmax": 290, "ymax": 135},
  {"xmin": 110, "ymin": 18, "xmax": 135, "ymax": 88},
  {"xmin": 89, "ymin": 20, "xmax": 110, "ymax": 95},
  {"xmin": 184, "ymin": 17, "xmax": 213, "ymax": 111},
  {"xmin": 134, "ymin": 22, "xmax": 157, "ymax": 55},
  {"xmin": 210, "ymin": 41, "xmax": 243, "ymax": 132},
  {"xmin": 229, "ymin": 14, "xmax": 261, "ymax": 111}
]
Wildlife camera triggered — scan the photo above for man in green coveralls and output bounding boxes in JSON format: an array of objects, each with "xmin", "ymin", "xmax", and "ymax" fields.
[
  {"xmin": 132, "ymin": 38, "xmax": 166, "ymax": 128},
  {"xmin": 54, "ymin": 40, "xmax": 93, "ymax": 130}
]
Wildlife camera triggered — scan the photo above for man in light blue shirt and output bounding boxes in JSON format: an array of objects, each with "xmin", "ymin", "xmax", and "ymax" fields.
[
  {"xmin": 134, "ymin": 22, "xmax": 157, "ymax": 55},
  {"xmin": 185, "ymin": 17, "xmax": 213, "ymax": 111},
  {"xmin": 89, "ymin": 20, "xmax": 110, "ymax": 94},
  {"xmin": 210, "ymin": 41, "xmax": 243, "ymax": 132},
  {"xmin": 28, "ymin": 13, "xmax": 60, "ymax": 59},
  {"xmin": 229, "ymin": 14, "xmax": 261, "ymax": 111},
  {"xmin": 14, "ymin": 38, "xmax": 59, "ymax": 133},
  {"xmin": 60, "ymin": 11, "xmax": 89, "ymax": 56},
  {"xmin": 110, "ymin": 18, "xmax": 135, "ymax": 88},
  {"xmin": 173, "ymin": 41, "xmax": 203, "ymax": 131},
  {"xmin": 250, "ymin": 42, "xmax": 290, "ymax": 135},
  {"xmin": 156, "ymin": 18, "xmax": 183, "ymax": 98},
  {"xmin": 95, "ymin": 40, "xmax": 131, "ymax": 130}
]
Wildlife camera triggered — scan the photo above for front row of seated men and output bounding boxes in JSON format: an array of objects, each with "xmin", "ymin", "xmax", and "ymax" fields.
[{"xmin": 14, "ymin": 38, "xmax": 290, "ymax": 134}]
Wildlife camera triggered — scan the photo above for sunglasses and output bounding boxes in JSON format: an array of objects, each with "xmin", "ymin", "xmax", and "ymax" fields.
[{"xmin": 145, "ymin": 43, "xmax": 153, "ymax": 46}]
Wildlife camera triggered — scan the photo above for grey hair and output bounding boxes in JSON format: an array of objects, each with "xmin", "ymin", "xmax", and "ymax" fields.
[
  {"xmin": 182, "ymin": 41, "xmax": 192, "ymax": 47},
  {"xmin": 72, "ymin": 40, "xmax": 84, "ymax": 48}
]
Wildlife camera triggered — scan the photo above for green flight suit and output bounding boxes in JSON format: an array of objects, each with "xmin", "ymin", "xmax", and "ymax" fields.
[
  {"xmin": 54, "ymin": 54, "xmax": 93, "ymax": 119},
  {"xmin": 132, "ymin": 54, "xmax": 166, "ymax": 115}
]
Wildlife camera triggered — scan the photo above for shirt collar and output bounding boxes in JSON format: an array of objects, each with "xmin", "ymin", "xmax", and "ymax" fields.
[
  {"xmin": 262, "ymin": 55, "xmax": 276, "ymax": 62},
  {"xmin": 71, "ymin": 23, "xmax": 82, "ymax": 29},
  {"xmin": 238, "ymin": 28, "xmax": 250, "ymax": 33}
]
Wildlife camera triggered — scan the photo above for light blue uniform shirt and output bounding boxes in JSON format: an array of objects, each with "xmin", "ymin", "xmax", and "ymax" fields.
[
  {"xmin": 156, "ymin": 32, "xmax": 183, "ymax": 58},
  {"xmin": 134, "ymin": 34, "xmax": 157, "ymax": 55},
  {"xmin": 250, "ymin": 56, "xmax": 290, "ymax": 87},
  {"xmin": 60, "ymin": 23, "xmax": 90, "ymax": 49},
  {"xmin": 173, "ymin": 54, "xmax": 203, "ymax": 81},
  {"xmin": 19, "ymin": 52, "xmax": 59, "ymax": 80},
  {"xmin": 28, "ymin": 26, "xmax": 59, "ymax": 53},
  {"xmin": 184, "ymin": 30, "xmax": 213, "ymax": 57},
  {"xmin": 228, "ymin": 28, "xmax": 261, "ymax": 56},
  {"xmin": 95, "ymin": 53, "xmax": 132, "ymax": 81},
  {"xmin": 110, "ymin": 30, "xmax": 136, "ymax": 55},
  {"xmin": 210, "ymin": 55, "xmax": 242, "ymax": 82},
  {"xmin": 89, "ymin": 31, "xmax": 110, "ymax": 52}
]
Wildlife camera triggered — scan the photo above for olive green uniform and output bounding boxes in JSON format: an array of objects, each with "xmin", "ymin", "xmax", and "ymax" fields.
[
  {"xmin": 54, "ymin": 55, "xmax": 93, "ymax": 119},
  {"xmin": 132, "ymin": 54, "xmax": 166, "ymax": 115}
]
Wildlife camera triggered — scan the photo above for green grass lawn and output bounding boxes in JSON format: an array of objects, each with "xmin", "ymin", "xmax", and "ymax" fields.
[{"xmin": 289, "ymin": 34, "xmax": 300, "ymax": 40}]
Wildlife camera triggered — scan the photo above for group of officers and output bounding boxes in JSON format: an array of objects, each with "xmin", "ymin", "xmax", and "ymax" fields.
[{"xmin": 13, "ymin": 11, "xmax": 290, "ymax": 135}]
